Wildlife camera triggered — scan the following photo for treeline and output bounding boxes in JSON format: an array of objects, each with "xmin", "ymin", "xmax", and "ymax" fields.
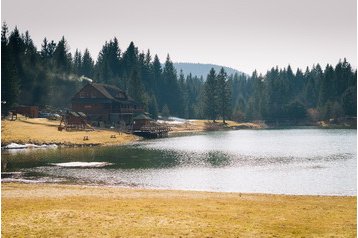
[
  {"xmin": 230, "ymin": 62, "xmax": 356, "ymax": 122},
  {"xmin": 1, "ymin": 23, "xmax": 205, "ymax": 119},
  {"xmin": 2, "ymin": 23, "xmax": 356, "ymax": 122}
]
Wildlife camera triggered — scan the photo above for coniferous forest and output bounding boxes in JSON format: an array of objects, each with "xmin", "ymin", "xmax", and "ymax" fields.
[{"xmin": 2, "ymin": 24, "xmax": 357, "ymax": 123}]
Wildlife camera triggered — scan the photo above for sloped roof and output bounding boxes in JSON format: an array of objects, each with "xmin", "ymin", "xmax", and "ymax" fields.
[
  {"xmin": 73, "ymin": 83, "xmax": 141, "ymax": 105},
  {"xmin": 91, "ymin": 83, "xmax": 127, "ymax": 100},
  {"xmin": 133, "ymin": 114, "xmax": 152, "ymax": 120}
]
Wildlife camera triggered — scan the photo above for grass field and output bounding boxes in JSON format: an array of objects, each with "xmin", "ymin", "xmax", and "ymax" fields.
[
  {"xmin": 2, "ymin": 183, "xmax": 356, "ymax": 237},
  {"xmin": 1, "ymin": 117, "xmax": 138, "ymax": 146}
]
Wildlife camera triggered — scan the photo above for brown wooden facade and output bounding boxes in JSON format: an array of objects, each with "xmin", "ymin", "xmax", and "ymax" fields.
[
  {"xmin": 14, "ymin": 106, "xmax": 39, "ymax": 118},
  {"xmin": 71, "ymin": 83, "xmax": 144, "ymax": 124}
]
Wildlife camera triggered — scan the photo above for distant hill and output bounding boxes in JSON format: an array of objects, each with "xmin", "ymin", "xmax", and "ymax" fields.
[{"xmin": 172, "ymin": 62, "xmax": 246, "ymax": 78}]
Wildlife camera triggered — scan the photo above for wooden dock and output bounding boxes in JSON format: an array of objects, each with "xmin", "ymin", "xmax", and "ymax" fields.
[{"xmin": 133, "ymin": 125, "xmax": 171, "ymax": 139}]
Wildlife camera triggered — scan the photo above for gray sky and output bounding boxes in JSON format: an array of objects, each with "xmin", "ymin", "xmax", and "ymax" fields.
[{"xmin": 2, "ymin": 0, "xmax": 357, "ymax": 74}]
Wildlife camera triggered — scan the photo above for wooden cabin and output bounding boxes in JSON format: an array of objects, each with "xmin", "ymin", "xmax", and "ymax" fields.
[
  {"xmin": 71, "ymin": 83, "xmax": 144, "ymax": 125},
  {"xmin": 14, "ymin": 106, "xmax": 39, "ymax": 118},
  {"xmin": 59, "ymin": 111, "xmax": 93, "ymax": 131},
  {"xmin": 133, "ymin": 114, "xmax": 152, "ymax": 130}
]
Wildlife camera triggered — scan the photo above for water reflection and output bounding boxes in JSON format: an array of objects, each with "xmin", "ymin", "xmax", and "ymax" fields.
[{"xmin": 1, "ymin": 129, "xmax": 356, "ymax": 195}]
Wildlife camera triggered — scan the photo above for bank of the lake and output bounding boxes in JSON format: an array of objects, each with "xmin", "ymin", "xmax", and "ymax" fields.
[
  {"xmin": 2, "ymin": 183, "xmax": 356, "ymax": 237},
  {"xmin": 1, "ymin": 117, "xmax": 265, "ymax": 147},
  {"xmin": 1, "ymin": 117, "xmax": 139, "ymax": 147}
]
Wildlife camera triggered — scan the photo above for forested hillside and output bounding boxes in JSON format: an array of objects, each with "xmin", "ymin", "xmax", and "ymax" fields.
[
  {"xmin": 172, "ymin": 63, "xmax": 244, "ymax": 78},
  {"xmin": 2, "ymin": 24, "xmax": 356, "ymax": 123}
]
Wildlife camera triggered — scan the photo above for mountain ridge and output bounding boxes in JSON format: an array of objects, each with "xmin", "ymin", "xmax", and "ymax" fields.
[{"xmin": 171, "ymin": 62, "xmax": 246, "ymax": 78}]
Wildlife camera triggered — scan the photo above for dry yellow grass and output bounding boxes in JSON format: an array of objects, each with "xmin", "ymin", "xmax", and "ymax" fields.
[
  {"xmin": 169, "ymin": 119, "xmax": 265, "ymax": 134},
  {"xmin": 1, "ymin": 117, "xmax": 264, "ymax": 145},
  {"xmin": 2, "ymin": 183, "xmax": 356, "ymax": 237},
  {"xmin": 1, "ymin": 117, "xmax": 139, "ymax": 146}
]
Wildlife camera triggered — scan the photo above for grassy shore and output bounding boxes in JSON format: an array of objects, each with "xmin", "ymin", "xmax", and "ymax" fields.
[
  {"xmin": 1, "ymin": 117, "xmax": 139, "ymax": 146},
  {"xmin": 2, "ymin": 183, "xmax": 356, "ymax": 237},
  {"xmin": 1, "ymin": 117, "xmax": 264, "ymax": 146}
]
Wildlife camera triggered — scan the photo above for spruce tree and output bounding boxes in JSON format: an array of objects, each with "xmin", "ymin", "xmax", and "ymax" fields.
[
  {"xmin": 162, "ymin": 54, "xmax": 182, "ymax": 116},
  {"xmin": 1, "ymin": 23, "xmax": 19, "ymax": 113},
  {"xmin": 162, "ymin": 104, "xmax": 170, "ymax": 118},
  {"xmin": 128, "ymin": 70, "xmax": 145, "ymax": 104},
  {"xmin": 148, "ymin": 95, "xmax": 159, "ymax": 119},
  {"xmin": 53, "ymin": 36, "xmax": 72, "ymax": 72},
  {"xmin": 216, "ymin": 67, "xmax": 231, "ymax": 123},
  {"xmin": 204, "ymin": 68, "xmax": 218, "ymax": 121},
  {"xmin": 81, "ymin": 48, "xmax": 94, "ymax": 78},
  {"xmin": 73, "ymin": 49, "xmax": 82, "ymax": 75}
]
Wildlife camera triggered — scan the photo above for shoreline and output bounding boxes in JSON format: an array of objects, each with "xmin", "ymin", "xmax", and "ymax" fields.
[
  {"xmin": 1, "ymin": 117, "xmax": 265, "ymax": 148},
  {"xmin": 1, "ymin": 180, "xmax": 356, "ymax": 197},
  {"xmin": 2, "ymin": 182, "xmax": 356, "ymax": 237},
  {"xmin": 2, "ymin": 117, "xmax": 355, "ymax": 148},
  {"xmin": 1, "ymin": 117, "xmax": 141, "ymax": 147}
]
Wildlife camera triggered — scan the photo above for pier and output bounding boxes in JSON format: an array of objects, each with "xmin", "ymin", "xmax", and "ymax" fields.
[{"xmin": 133, "ymin": 125, "xmax": 171, "ymax": 139}]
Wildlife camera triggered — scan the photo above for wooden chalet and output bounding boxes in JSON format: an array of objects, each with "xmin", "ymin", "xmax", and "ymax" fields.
[{"xmin": 71, "ymin": 83, "xmax": 144, "ymax": 125}]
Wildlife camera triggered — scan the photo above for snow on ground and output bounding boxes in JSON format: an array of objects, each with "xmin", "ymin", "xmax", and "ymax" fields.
[
  {"xmin": 50, "ymin": 162, "xmax": 113, "ymax": 168},
  {"xmin": 2, "ymin": 143, "xmax": 58, "ymax": 150},
  {"xmin": 157, "ymin": 116, "xmax": 189, "ymax": 125}
]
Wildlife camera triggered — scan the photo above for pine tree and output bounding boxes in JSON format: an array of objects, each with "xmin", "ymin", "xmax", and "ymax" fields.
[
  {"xmin": 81, "ymin": 48, "xmax": 94, "ymax": 78},
  {"xmin": 216, "ymin": 67, "xmax": 231, "ymax": 123},
  {"xmin": 122, "ymin": 41, "xmax": 138, "ymax": 82},
  {"xmin": 204, "ymin": 68, "xmax": 218, "ymax": 121},
  {"xmin": 128, "ymin": 70, "xmax": 145, "ymax": 104},
  {"xmin": 1, "ymin": 22, "xmax": 19, "ymax": 113},
  {"xmin": 152, "ymin": 54, "xmax": 162, "ymax": 104},
  {"xmin": 162, "ymin": 104, "xmax": 170, "ymax": 118},
  {"xmin": 148, "ymin": 95, "xmax": 159, "ymax": 119},
  {"xmin": 53, "ymin": 36, "xmax": 72, "ymax": 72},
  {"xmin": 73, "ymin": 49, "xmax": 82, "ymax": 75},
  {"xmin": 162, "ymin": 54, "xmax": 182, "ymax": 116},
  {"xmin": 95, "ymin": 38, "xmax": 121, "ymax": 85},
  {"xmin": 318, "ymin": 65, "xmax": 334, "ymax": 107}
]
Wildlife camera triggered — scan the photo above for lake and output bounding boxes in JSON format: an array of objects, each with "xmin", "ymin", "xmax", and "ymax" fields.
[{"xmin": 1, "ymin": 129, "xmax": 356, "ymax": 195}]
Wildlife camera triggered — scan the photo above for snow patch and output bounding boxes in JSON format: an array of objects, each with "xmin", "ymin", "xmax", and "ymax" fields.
[
  {"xmin": 3, "ymin": 143, "xmax": 58, "ymax": 150},
  {"xmin": 50, "ymin": 162, "xmax": 113, "ymax": 168}
]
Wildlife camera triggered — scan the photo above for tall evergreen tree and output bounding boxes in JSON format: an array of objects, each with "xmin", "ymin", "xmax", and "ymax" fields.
[
  {"xmin": 128, "ymin": 70, "xmax": 145, "ymax": 104},
  {"xmin": 53, "ymin": 36, "xmax": 72, "ymax": 72},
  {"xmin": 81, "ymin": 48, "xmax": 94, "ymax": 78},
  {"xmin": 216, "ymin": 67, "xmax": 231, "ymax": 123},
  {"xmin": 73, "ymin": 49, "xmax": 82, "ymax": 75},
  {"xmin": 1, "ymin": 22, "xmax": 19, "ymax": 112},
  {"xmin": 204, "ymin": 68, "xmax": 218, "ymax": 121},
  {"xmin": 148, "ymin": 95, "xmax": 159, "ymax": 119},
  {"xmin": 162, "ymin": 54, "xmax": 182, "ymax": 116},
  {"xmin": 152, "ymin": 54, "xmax": 162, "ymax": 103}
]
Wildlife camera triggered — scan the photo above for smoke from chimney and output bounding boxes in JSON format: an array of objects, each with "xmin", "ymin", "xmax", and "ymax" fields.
[{"xmin": 80, "ymin": 75, "xmax": 93, "ymax": 83}]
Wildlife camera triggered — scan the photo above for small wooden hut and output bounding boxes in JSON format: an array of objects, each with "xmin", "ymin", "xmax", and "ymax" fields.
[
  {"xmin": 132, "ymin": 114, "xmax": 152, "ymax": 130},
  {"xmin": 132, "ymin": 114, "xmax": 170, "ymax": 138},
  {"xmin": 14, "ymin": 106, "xmax": 39, "ymax": 118},
  {"xmin": 59, "ymin": 111, "xmax": 93, "ymax": 131}
]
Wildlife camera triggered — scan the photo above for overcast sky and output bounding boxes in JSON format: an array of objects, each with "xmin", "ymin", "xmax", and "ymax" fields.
[{"xmin": 2, "ymin": 0, "xmax": 357, "ymax": 74}]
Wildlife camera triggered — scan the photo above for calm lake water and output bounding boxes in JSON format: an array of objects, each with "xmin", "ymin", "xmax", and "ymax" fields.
[{"xmin": 2, "ymin": 129, "xmax": 357, "ymax": 195}]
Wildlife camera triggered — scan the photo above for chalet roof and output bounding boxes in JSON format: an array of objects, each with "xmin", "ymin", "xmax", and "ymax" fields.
[
  {"xmin": 89, "ymin": 83, "xmax": 141, "ymax": 105},
  {"xmin": 66, "ymin": 111, "xmax": 87, "ymax": 117},
  {"xmin": 133, "ymin": 114, "xmax": 152, "ymax": 120},
  {"xmin": 72, "ymin": 83, "xmax": 142, "ymax": 106},
  {"xmin": 91, "ymin": 83, "xmax": 127, "ymax": 101},
  {"xmin": 68, "ymin": 111, "xmax": 80, "ymax": 117}
]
